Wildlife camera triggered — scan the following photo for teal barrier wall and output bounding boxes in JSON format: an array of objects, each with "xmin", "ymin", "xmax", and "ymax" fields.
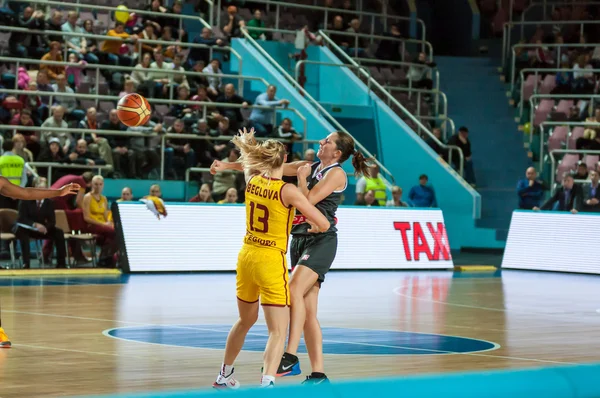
[
  {"xmin": 84, "ymin": 362, "xmax": 600, "ymax": 398},
  {"xmin": 103, "ymin": 180, "xmax": 192, "ymax": 202}
]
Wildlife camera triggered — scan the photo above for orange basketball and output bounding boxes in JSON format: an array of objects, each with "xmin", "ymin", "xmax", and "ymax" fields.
[{"xmin": 117, "ymin": 93, "xmax": 152, "ymax": 127}]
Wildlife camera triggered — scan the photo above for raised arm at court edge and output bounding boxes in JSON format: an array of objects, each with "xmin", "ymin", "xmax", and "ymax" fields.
[{"xmin": 0, "ymin": 178, "xmax": 80, "ymax": 200}]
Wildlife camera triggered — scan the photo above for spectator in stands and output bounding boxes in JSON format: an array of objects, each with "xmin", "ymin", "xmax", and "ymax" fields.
[
  {"xmin": 12, "ymin": 134, "xmax": 36, "ymax": 179},
  {"xmin": 9, "ymin": 7, "xmax": 47, "ymax": 59},
  {"xmin": 247, "ymin": 9, "xmax": 267, "ymax": 40},
  {"xmin": 17, "ymin": 82, "xmax": 42, "ymax": 126},
  {"xmin": 80, "ymin": 108, "xmax": 114, "ymax": 168},
  {"xmin": 46, "ymin": 11, "xmax": 64, "ymax": 44},
  {"xmin": 218, "ymin": 187, "xmax": 238, "ymax": 204},
  {"xmin": 572, "ymin": 54, "xmax": 594, "ymax": 93},
  {"xmin": 66, "ymin": 53, "xmax": 87, "ymax": 89},
  {"xmin": 117, "ymin": 187, "xmax": 133, "ymax": 202},
  {"xmin": 149, "ymin": 184, "xmax": 162, "ymax": 198},
  {"xmin": 170, "ymin": 85, "xmax": 194, "ymax": 120},
  {"xmin": 214, "ymin": 117, "xmax": 234, "ymax": 140},
  {"xmin": 149, "ymin": 51, "xmax": 172, "ymax": 98},
  {"xmin": 159, "ymin": 26, "xmax": 181, "ymax": 60},
  {"xmin": 534, "ymin": 174, "xmax": 581, "ymax": 213},
  {"xmin": 191, "ymin": 85, "xmax": 216, "ymax": 121},
  {"xmin": 355, "ymin": 189, "xmax": 378, "ymax": 206},
  {"xmin": 111, "ymin": 122, "xmax": 137, "ymax": 179},
  {"xmin": 128, "ymin": 120, "xmax": 163, "ymax": 179},
  {"xmin": 101, "ymin": 109, "xmax": 126, "ymax": 133},
  {"xmin": 62, "ymin": 11, "xmax": 98, "ymax": 64},
  {"xmin": 568, "ymin": 106, "xmax": 583, "ymax": 122},
  {"xmin": 191, "ymin": 119, "xmax": 218, "ymax": 166},
  {"xmin": 375, "ymin": 24, "xmax": 402, "ymax": 61},
  {"xmin": 212, "ymin": 148, "xmax": 241, "ymax": 201},
  {"xmin": 582, "ymin": 170, "xmax": 600, "ymax": 212},
  {"xmin": 189, "ymin": 62, "xmax": 210, "ymax": 92},
  {"xmin": 407, "ymin": 52, "xmax": 436, "ymax": 91},
  {"xmin": 345, "ymin": 18, "xmax": 366, "ymax": 57},
  {"xmin": 15, "ymin": 178, "xmax": 67, "ymax": 269},
  {"xmin": 131, "ymin": 52, "xmax": 153, "ymax": 96},
  {"xmin": 82, "ymin": 19, "xmax": 101, "ymax": 62},
  {"xmin": 355, "ymin": 164, "xmax": 390, "ymax": 206},
  {"xmin": 165, "ymin": 119, "xmax": 196, "ymax": 179},
  {"xmin": 223, "ymin": 5, "xmax": 245, "ymax": 39},
  {"xmin": 101, "ymin": 22, "xmax": 136, "ymax": 67},
  {"xmin": 387, "ymin": 186, "xmax": 409, "ymax": 207},
  {"xmin": 120, "ymin": 79, "xmax": 136, "ymax": 98},
  {"xmin": 40, "ymin": 41, "xmax": 65, "ymax": 81},
  {"xmin": 330, "ymin": 15, "xmax": 348, "ymax": 47},
  {"xmin": 189, "ymin": 28, "xmax": 224, "ymax": 67},
  {"xmin": 52, "ymin": 74, "xmax": 84, "ymax": 122},
  {"xmin": 304, "ymin": 148, "xmax": 316, "ymax": 161},
  {"xmin": 189, "ymin": 183, "xmax": 214, "ymax": 202},
  {"xmin": 425, "ymin": 127, "xmax": 447, "ymax": 160},
  {"xmin": 41, "ymin": 106, "xmax": 72, "ymax": 153},
  {"xmin": 140, "ymin": 21, "xmax": 159, "ymax": 57},
  {"xmin": 273, "ymin": 118, "xmax": 301, "ymax": 158},
  {"xmin": 145, "ymin": 0, "xmax": 168, "ymax": 34},
  {"xmin": 171, "ymin": 53, "xmax": 190, "ymax": 91},
  {"xmin": 36, "ymin": 70, "xmax": 54, "ymax": 107},
  {"xmin": 249, "ymin": 85, "xmax": 289, "ymax": 136},
  {"xmin": 37, "ymin": 137, "xmax": 69, "ymax": 180},
  {"xmin": 82, "ymin": 175, "xmax": 116, "ymax": 267},
  {"xmin": 165, "ymin": 1, "xmax": 187, "ymax": 41},
  {"xmin": 203, "ymin": 59, "xmax": 223, "ymax": 98},
  {"xmin": 68, "ymin": 139, "xmax": 105, "ymax": 167},
  {"xmin": 408, "ymin": 174, "xmax": 437, "ymax": 207},
  {"xmin": 551, "ymin": 61, "xmax": 573, "ymax": 95},
  {"xmin": 215, "ymin": 84, "xmax": 249, "ymax": 130},
  {"xmin": 516, "ymin": 167, "xmax": 544, "ymax": 210},
  {"xmin": 9, "ymin": 110, "xmax": 39, "ymax": 155},
  {"xmin": 447, "ymin": 126, "xmax": 476, "ymax": 186},
  {"xmin": 572, "ymin": 161, "xmax": 589, "ymax": 180},
  {"xmin": 576, "ymin": 108, "xmax": 600, "ymax": 150}
]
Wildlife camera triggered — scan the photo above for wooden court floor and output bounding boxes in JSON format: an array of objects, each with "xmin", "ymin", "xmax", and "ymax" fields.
[{"xmin": 0, "ymin": 270, "xmax": 599, "ymax": 398}]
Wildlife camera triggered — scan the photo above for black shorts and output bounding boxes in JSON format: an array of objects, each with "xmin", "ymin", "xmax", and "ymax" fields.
[{"xmin": 290, "ymin": 233, "xmax": 337, "ymax": 284}]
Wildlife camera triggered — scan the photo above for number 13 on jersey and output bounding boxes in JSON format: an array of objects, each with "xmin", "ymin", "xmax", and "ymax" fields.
[{"xmin": 249, "ymin": 201, "xmax": 269, "ymax": 233}]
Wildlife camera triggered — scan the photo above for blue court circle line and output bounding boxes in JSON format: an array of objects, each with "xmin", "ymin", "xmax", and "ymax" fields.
[{"xmin": 102, "ymin": 324, "xmax": 501, "ymax": 356}]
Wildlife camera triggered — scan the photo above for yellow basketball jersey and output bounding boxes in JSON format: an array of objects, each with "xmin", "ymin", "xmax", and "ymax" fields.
[{"xmin": 243, "ymin": 175, "xmax": 294, "ymax": 253}]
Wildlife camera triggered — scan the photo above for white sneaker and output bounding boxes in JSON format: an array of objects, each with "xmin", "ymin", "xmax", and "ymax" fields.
[
  {"xmin": 213, "ymin": 371, "xmax": 241, "ymax": 389},
  {"xmin": 261, "ymin": 381, "xmax": 275, "ymax": 388}
]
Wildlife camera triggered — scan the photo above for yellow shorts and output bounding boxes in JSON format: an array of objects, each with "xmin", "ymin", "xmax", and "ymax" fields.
[{"xmin": 236, "ymin": 244, "xmax": 290, "ymax": 307}]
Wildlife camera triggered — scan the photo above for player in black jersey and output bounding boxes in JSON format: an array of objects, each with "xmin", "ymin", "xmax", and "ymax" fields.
[{"xmin": 211, "ymin": 130, "xmax": 371, "ymax": 385}]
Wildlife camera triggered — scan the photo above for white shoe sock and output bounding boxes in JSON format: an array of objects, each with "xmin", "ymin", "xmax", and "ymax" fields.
[
  {"xmin": 220, "ymin": 363, "xmax": 234, "ymax": 377},
  {"xmin": 261, "ymin": 375, "xmax": 275, "ymax": 387}
]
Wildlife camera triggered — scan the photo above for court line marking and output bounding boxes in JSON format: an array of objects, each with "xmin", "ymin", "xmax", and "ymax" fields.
[
  {"xmin": 393, "ymin": 286, "xmax": 600, "ymax": 322},
  {"xmin": 12, "ymin": 342, "xmax": 155, "ymax": 360},
  {"xmin": 4, "ymin": 308, "xmax": 576, "ymax": 366},
  {"xmin": 102, "ymin": 324, "xmax": 576, "ymax": 365}
]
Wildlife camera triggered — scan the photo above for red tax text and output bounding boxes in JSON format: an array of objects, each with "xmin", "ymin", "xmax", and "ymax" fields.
[{"xmin": 393, "ymin": 222, "xmax": 451, "ymax": 261}]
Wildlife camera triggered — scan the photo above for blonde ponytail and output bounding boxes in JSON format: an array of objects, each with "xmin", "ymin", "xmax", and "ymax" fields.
[{"xmin": 231, "ymin": 128, "xmax": 287, "ymax": 177}]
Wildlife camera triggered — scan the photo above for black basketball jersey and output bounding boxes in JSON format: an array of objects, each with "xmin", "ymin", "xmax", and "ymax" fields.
[{"xmin": 291, "ymin": 162, "xmax": 346, "ymax": 235}]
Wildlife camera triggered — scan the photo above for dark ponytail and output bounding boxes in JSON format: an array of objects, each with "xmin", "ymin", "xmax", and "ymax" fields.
[
  {"xmin": 334, "ymin": 131, "xmax": 373, "ymax": 177},
  {"xmin": 351, "ymin": 150, "xmax": 372, "ymax": 177}
]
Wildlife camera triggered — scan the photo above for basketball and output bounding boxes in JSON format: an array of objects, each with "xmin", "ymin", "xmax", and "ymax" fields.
[{"xmin": 117, "ymin": 93, "xmax": 152, "ymax": 127}]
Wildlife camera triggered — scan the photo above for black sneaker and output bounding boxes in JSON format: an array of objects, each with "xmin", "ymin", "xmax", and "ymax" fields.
[
  {"xmin": 265, "ymin": 352, "xmax": 301, "ymax": 377},
  {"xmin": 302, "ymin": 374, "xmax": 330, "ymax": 385}
]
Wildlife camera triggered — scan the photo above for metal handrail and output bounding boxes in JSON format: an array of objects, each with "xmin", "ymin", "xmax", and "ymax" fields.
[
  {"xmin": 502, "ymin": 19, "xmax": 600, "ymax": 69},
  {"xmin": 539, "ymin": 121, "xmax": 600, "ymax": 174},
  {"xmin": 294, "ymin": 60, "xmax": 371, "ymax": 95},
  {"xmin": 550, "ymin": 149, "xmax": 600, "ymax": 192},
  {"xmin": 0, "ymin": 55, "xmax": 265, "ymax": 101},
  {"xmin": 27, "ymin": 162, "xmax": 112, "ymax": 183},
  {"xmin": 11, "ymin": 0, "xmax": 205, "ymax": 33},
  {"xmin": 517, "ymin": 67, "xmax": 600, "ymax": 118},
  {"xmin": 528, "ymin": 93, "xmax": 598, "ymax": 144},
  {"xmin": 0, "ymin": 25, "xmax": 242, "ymax": 82},
  {"xmin": 354, "ymin": 57, "xmax": 441, "ymax": 95},
  {"xmin": 320, "ymin": 29, "xmax": 432, "ymax": 60},
  {"xmin": 383, "ymin": 86, "xmax": 450, "ymax": 138},
  {"xmin": 209, "ymin": 0, "xmax": 426, "ymax": 42},
  {"xmin": 520, "ymin": 1, "xmax": 600, "ymax": 22},
  {"xmin": 509, "ymin": 43, "xmax": 600, "ymax": 90},
  {"xmin": 239, "ymin": 26, "xmax": 396, "ymax": 185},
  {"xmin": 318, "ymin": 29, "xmax": 470, "ymax": 198}
]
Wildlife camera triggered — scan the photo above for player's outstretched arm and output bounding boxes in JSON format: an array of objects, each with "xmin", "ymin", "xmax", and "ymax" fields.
[
  {"xmin": 297, "ymin": 164, "xmax": 346, "ymax": 205},
  {"xmin": 281, "ymin": 184, "xmax": 330, "ymax": 233},
  {"xmin": 0, "ymin": 177, "xmax": 80, "ymax": 200},
  {"xmin": 283, "ymin": 161, "xmax": 311, "ymax": 176}
]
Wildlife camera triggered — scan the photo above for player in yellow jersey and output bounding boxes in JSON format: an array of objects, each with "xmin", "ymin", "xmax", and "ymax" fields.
[{"xmin": 213, "ymin": 128, "xmax": 330, "ymax": 389}]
